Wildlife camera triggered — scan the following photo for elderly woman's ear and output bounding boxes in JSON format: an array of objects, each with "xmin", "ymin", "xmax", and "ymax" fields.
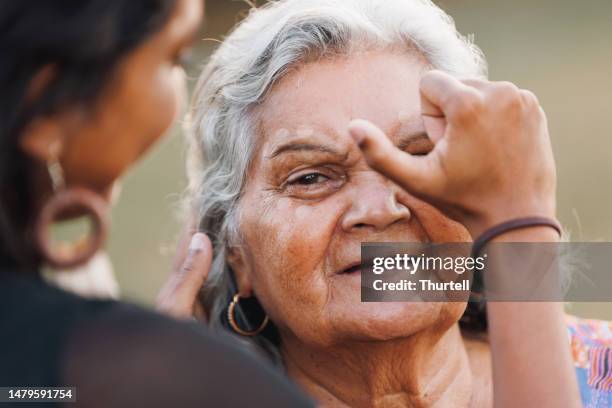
[{"xmin": 226, "ymin": 247, "xmax": 254, "ymax": 297}]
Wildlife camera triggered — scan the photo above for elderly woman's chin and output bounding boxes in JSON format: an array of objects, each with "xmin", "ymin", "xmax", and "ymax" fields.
[{"xmin": 328, "ymin": 300, "xmax": 467, "ymax": 342}]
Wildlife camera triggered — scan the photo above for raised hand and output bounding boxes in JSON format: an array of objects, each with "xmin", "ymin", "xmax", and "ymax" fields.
[{"xmin": 348, "ymin": 70, "xmax": 557, "ymax": 237}]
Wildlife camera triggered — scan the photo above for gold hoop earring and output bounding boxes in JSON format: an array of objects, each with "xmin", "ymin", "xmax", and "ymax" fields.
[
  {"xmin": 227, "ymin": 293, "xmax": 269, "ymax": 336},
  {"xmin": 35, "ymin": 145, "xmax": 109, "ymax": 269}
]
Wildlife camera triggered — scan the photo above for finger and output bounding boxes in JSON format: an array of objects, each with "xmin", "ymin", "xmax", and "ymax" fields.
[
  {"xmin": 463, "ymin": 79, "xmax": 539, "ymax": 109},
  {"xmin": 422, "ymin": 115, "xmax": 446, "ymax": 144},
  {"xmin": 420, "ymin": 70, "xmax": 481, "ymax": 121},
  {"xmin": 519, "ymin": 88, "xmax": 540, "ymax": 108},
  {"xmin": 175, "ymin": 233, "xmax": 212, "ymax": 302},
  {"xmin": 420, "ymin": 70, "xmax": 465, "ymax": 116},
  {"xmin": 172, "ymin": 215, "xmax": 198, "ymax": 272},
  {"xmin": 158, "ymin": 233, "xmax": 212, "ymax": 319},
  {"xmin": 348, "ymin": 119, "xmax": 443, "ymax": 196},
  {"xmin": 460, "ymin": 78, "xmax": 488, "ymax": 91}
]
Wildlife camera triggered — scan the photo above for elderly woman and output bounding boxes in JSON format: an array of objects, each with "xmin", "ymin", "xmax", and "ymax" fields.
[{"xmin": 157, "ymin": 0, "xmax": 610, "ymax": 406}]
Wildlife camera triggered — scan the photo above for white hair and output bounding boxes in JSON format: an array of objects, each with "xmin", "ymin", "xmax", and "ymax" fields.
[{"xmin": 187, "ymin": 0, "xmax": 487, "ymax": 348}]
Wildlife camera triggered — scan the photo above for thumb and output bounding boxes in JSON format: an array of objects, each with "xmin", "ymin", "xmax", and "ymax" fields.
[
  {"xmin": 348, "ymin": 119, "xmax": 442, "ymax": 196},
  {"xmin": 157, "ymin": 233, "xmax": 212, "ymax": 320}
]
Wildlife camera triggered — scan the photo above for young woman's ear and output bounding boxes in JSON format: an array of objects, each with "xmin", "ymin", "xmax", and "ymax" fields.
[
  {"xmin": 19, "ymin": 64, "xmax": 66, "ymax": 163},
  {"xmin": 19, "ymin": 117, "xmax": 64, "ymax": 163},
  {"xmin": 226, "ymin": 246, "xmax": 254, "ymax": 296}
]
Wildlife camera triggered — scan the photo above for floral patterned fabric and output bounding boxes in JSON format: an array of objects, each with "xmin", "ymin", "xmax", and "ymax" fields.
[{"xmin": 567, "ymin": 315, "xmax": 612, "ymax": 407}]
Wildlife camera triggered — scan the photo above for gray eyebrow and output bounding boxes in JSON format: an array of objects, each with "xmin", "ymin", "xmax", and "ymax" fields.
[
  {"xmin": 397, "ymin": 132, "xmax": 430, "ymax": 150},
  {"xmin": 267, "ymin": 130, "xmax": 430, "ymax": 159},
  {"xmin": 267, "ymin": 143, "xmax": 347, "ymax": 160}
]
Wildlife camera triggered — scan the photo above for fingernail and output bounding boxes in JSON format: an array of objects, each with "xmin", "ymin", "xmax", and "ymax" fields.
[{"xmin": 189, "ymin": 233, "xmax": 206, "ymax": 251}]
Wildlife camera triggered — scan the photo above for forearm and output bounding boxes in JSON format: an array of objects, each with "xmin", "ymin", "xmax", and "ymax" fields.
[{"xmin": 486, "ymin": 227, "xmax": 581, "ymax": 408}]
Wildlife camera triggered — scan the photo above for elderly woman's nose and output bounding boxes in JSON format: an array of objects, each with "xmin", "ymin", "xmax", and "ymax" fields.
[{"xmin": 340, "ymin": 181, "xmax": 410, "ymax": 232}]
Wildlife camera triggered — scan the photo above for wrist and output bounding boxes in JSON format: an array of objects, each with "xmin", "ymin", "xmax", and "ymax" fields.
[
  {"xmin": 465, "ymin": 203, "xmax": 556, "ymax": 238},
  {"xmin": 470, "ymin": 216, "xmax": 562, "ymax": 261},
  {"xmin": 488, "ymin": 225, "xmax": 561, "ymax": 243}
]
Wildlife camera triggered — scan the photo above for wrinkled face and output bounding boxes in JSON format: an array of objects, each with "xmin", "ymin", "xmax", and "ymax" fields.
[{"xmin": 233, "ymin": 51, "xmax": 471, "ymax": 348}]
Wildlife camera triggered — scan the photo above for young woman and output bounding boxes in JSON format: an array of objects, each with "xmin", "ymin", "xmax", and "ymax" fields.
[{"xmin": 0, "ymin": 1, "xmax": 312, "ymax": 406}]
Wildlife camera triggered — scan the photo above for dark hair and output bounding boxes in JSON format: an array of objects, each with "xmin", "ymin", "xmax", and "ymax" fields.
[{"xmin": 0, "ymin": 0, "xmax": 177, "ymax": 271}]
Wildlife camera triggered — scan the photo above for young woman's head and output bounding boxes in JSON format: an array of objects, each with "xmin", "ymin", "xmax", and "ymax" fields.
[{"xmin": 0, "ymin": 0, "xmax": 203, "ymax": 269}]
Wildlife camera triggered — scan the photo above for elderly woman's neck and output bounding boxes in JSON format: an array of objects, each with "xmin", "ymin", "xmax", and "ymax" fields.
[{"xmin": 282, "ymin": 324, "xmax": 472, "ymax": 407}]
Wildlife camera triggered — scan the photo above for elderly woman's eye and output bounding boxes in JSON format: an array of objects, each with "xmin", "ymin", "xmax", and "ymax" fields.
[{"xmin": 290, "ymin": 172, "xmax": 330, "ymax": 185}]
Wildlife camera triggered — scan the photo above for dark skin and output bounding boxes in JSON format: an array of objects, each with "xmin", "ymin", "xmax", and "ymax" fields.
[
  {"xmin": 159, "ymin": 50, "xmax": 580, "ymax": 407},
  {"xmin": 230, "ymin": 50, "xmax": 481, "ymax": 407},
  {"xmin": 20, "ymin": 0, "xmax": 203, "ymax": 200},
  {"xmin": 18, "ymin": 0, "xmax": 214, "ymax": 339},
  {"xmin": 16, "ymin": 0, "xmax": 576, "ymax": 404}
]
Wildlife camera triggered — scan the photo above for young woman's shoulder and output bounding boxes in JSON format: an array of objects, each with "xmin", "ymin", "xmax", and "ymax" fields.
[
  {"xmin": 0, "ymin": 272, "xmax": 313, "ymax": 407},
  {"xmin": 0, "ymin": 271, "xmax": 117, "ymax": 386}
]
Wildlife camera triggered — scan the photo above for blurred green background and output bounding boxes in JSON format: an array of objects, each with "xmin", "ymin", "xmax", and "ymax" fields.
[{"xmin": 108, "ymin": 0, "xmax": 612, "ymax": 319}]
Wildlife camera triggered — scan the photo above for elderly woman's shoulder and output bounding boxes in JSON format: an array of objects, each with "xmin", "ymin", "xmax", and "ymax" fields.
[
  {"xmin": 566, "ymin": 314, "xmax": 612, "ymax": 347},
  {"xmin": 565, "ymin": 314, "xmax": 612, "ymax": 406}
]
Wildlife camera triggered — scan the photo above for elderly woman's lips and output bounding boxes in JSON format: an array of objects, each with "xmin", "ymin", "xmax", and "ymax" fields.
[
  {"xmin": 337, "ymin": 254, "xmax": 379, "ymax": 275},
  {"xmin": 339, "ymin": 263, "xmax": 361, "ymax": 275}
]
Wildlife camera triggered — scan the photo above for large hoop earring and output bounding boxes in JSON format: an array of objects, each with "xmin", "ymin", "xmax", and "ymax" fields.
[
  {"xmin": 35, "ymin": 147, "xmax": 109, "ymax": 269},
  {"xmin": 227, "ymin": 293, "xmax": 269, "ymax": 336}
]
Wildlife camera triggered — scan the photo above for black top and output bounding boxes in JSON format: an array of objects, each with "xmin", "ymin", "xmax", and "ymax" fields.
[{"xmin": 0, "ymin": 271, "xmax": 313, "ymax": 407}]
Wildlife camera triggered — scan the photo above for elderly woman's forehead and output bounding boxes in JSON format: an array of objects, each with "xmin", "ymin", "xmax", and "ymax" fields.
[
  {"xmin": 257, "ymin": 52, "xmax": 426, "ymax": 143},
  {"xmin": 261, "ymin": 112, "xmax": 424, "ymax": 147}
]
